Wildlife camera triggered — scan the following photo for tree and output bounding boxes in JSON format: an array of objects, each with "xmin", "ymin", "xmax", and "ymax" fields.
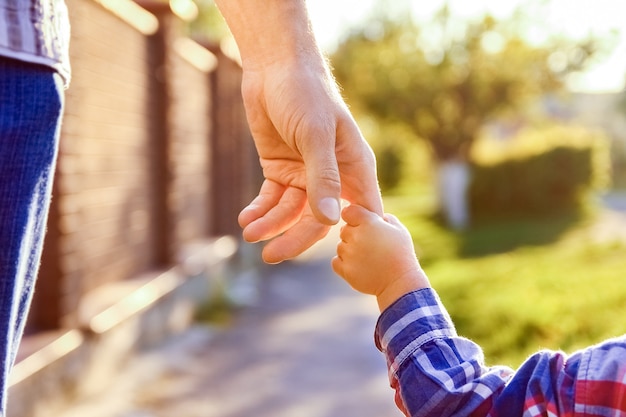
[
  {"xmin": 187, "ymin": 0, "xmax": 231, "ymax": 43},
  {"xmin": 331, "ymin": 4, "xmax": 596, "ymax": 227}
]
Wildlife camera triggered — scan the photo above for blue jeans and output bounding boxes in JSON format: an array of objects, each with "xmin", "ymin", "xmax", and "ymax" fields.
[{"xmin": 0, "ymin": 57, "xmax": 64, "ymax": 415}]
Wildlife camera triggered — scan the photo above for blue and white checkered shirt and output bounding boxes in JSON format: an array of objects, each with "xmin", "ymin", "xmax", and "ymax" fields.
[
  {"xmin": 376, "ymin": 288, "xmax": 626, "ymax": 416},
  {"xmin": 0, "ymin": 0, "xmax": 71, "ymax": 87}
]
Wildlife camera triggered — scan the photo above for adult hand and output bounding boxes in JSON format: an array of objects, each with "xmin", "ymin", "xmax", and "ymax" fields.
[
  {"xmin": 238, "ymin": 59, "xmax": 383, "ymax": 263},
  {"xmin": 214, "ymin": 0, "xmax": 382, "ymax": 263}
]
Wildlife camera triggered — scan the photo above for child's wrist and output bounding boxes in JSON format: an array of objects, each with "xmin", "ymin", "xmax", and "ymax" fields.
[{"xmin": 376, "ymin": 270, "xmax": 430, "ymax": 312}]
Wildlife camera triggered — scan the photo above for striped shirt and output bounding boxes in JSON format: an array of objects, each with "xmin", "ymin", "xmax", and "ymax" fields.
[
  {"xmin": 375, "ymin": 288, "xmax": 626, "ymax": 416},
  {"xmin": 0, "ymin": 0, "xmax": 71, "ymax": 87}
]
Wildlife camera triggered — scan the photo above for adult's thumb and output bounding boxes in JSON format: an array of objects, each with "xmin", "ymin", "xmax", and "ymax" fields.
[{"xmin": 304, "ymin": 142, "xmax": 341, "ymax": 225}]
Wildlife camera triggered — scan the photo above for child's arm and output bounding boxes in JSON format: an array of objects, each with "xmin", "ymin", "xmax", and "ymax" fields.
[
  {"xmin": 331, "ymin": 205, "xmax": 430, "ymax": 311},
  {"xmin": 333, "ymin": 205, "xmax": 626, "ymax": 417}
]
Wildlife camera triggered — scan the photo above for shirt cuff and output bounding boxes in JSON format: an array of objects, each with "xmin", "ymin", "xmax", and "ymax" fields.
[{"xmin": 374, "ymin": 288, "xmax": 457, "ymax": 373}]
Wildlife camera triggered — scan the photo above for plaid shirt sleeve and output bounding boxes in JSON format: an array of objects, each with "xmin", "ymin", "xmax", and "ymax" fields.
[{"xmin": 374, "ymin": 288, "xmax": 626, "ymax": 417}]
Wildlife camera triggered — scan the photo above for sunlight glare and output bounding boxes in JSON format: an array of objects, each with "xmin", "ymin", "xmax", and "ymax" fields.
[{"xmin": 308, "ymin": 0, "xmax": 626, "ymax": 93}]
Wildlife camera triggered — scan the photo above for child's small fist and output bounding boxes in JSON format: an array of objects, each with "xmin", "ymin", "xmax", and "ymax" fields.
[{"xmin": 332, "ymin": 205, "xmax": 426, "ymax": 298}]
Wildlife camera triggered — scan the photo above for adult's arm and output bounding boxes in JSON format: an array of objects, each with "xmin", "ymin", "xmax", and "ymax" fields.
[
  {"xmin": 215, "ymin": 0, "xmax": 383, "ymax": 263},
  {"xmin": 213, "ymin": 0, "xmax": 318, "ymax": 71}
]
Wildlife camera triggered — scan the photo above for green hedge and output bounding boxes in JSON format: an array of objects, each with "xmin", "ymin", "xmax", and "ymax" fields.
[
  {"xmin": 376, "ymin": 145, "xmax": 403, "ymax": 192},
  {"xmin": 469, "ymin": 125, "xmax": 610, "ymax": 219}
]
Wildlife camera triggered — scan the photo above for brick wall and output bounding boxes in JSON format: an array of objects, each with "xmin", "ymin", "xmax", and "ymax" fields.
[
  {"xmin": 209, "ymin": 46, "xmax": 259, "ymax": 236},
  {"xmin": 167, "ymin": 40, "xmax": 214, "ymax": 256},
  {"xmin": 27, "ymin": 0, "xmax": 258, "ymax": 332}
]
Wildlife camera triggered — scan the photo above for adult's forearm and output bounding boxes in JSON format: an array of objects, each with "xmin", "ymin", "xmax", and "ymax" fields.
[{"xmin": 214, "ymin": 0, "xmax": 325, "ymax": 71}]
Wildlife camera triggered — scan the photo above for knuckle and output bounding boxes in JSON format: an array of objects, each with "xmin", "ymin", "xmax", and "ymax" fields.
[{"xmin": 315, "ymin": 167, "xmax": 341, "ymax": 186}]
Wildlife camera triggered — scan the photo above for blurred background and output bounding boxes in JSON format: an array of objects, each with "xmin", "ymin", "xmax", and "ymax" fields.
[
  {"xmin": 306, "ymin": 0, "xmax": 626, "ymax": 366},
  {"xmin": 7, "ymin": 0, "xmax": 626, "ymax": 416}
]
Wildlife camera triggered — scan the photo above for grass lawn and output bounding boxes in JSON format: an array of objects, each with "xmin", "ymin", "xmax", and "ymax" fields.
[{"xmin": 384, "ymin": 188, "xmax": 626, "ymax": 368}]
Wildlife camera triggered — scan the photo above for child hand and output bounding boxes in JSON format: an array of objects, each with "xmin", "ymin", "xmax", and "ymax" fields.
[{"xmin": 332, "ymin": 205, "xmax": 430, "ymax": 311}]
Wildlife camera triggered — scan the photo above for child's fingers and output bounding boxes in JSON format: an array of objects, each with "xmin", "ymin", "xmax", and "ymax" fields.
[
  {"xmin": 331, "ymin": 254, "xmax": 344, "ymax": 277},
  {"xmin": 383, "ymin": 213, "xmax": 403, "ymax": 227},
  {"xmin": 341, "ymin": 204, "xmax": 377, "ymax": 227},
  {"xmin": 338, "ymin": 223, "xmax": 355, "ymax": 246}
]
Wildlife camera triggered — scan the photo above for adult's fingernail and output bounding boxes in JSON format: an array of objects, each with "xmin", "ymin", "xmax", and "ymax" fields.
[{"xmin": 319, "ymin": 197, "xmax": 340, "ymax": 223}]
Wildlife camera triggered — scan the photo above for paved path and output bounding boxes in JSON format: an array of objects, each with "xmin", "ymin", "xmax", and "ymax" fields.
[
  {"xmin": 591, "ymin": 192, "xmax": 626, "ymax": 243},
  {"xmin": 49, "ymin": 192, "xmax": 626, "ymax": 417},
  {"xmin": 600, "ymin": 190, "xmax": 626, "ymax": 212},
  {"xmin": 56, "ymin": 229, "xmax": 402, "ymax": 417}
]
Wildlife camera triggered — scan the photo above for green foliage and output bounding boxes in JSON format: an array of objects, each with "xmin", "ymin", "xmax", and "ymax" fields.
[
  {"xmin": 433, "ymin": 237, "xmax": 626, "ymax": 367},
  {"xmin": 613, "ymin": 90, "xmax": 626, "ymax": 189},
  {"xmin": 469, "ymin": 125, "xmax": 610, "ymax": 219},
  {"xmin": 331, "ymin": 3, "xmax": 598, "ymax": 162},
  {"xmin": 384, "ymin": 188, "xmax": 626, "ymax": 368},
  {"xmin": 187, "ymin": 0, "xmax": 231, "ymax": 43},
  {"xmin": 356, "ymin": 117, "xmax": 433, "ymax": 196},
  {"xmin": 376, "ymin": 145, "xmax": 403, "ymax": 192},
  {"xmin": 610, "ymin": 137, "xmax": 626, "ymax": 190},
  {"xmin": 195, "ymin": 284, "xmax": 239, "ymax": 326}
]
